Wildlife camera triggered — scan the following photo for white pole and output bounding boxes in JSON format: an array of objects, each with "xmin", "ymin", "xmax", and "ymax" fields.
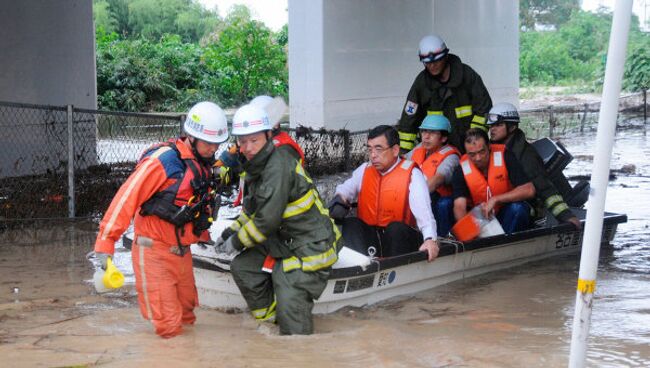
[{"xmin": 568, "ymin": 1, "xmax": 633, "ymax": 367}]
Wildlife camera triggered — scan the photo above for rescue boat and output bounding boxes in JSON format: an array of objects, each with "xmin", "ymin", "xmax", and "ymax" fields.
[
  {"xmin": 185, "ymin": 206, "xmax": 626, "ymax": 314},
  {"xmin": 121, "ymin": 137, "xmax": 627, "ymax": 313}
]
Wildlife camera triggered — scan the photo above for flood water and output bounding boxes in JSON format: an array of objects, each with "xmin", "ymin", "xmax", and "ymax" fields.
[{"xmin": 1, "ymin": 126, "xmax": 649, "ymax": 367}]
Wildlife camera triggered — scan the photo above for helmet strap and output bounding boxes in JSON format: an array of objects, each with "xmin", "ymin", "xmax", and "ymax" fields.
[{"xmin": 189, "ymin": 137, "xmax": 216, "ymax": 166}]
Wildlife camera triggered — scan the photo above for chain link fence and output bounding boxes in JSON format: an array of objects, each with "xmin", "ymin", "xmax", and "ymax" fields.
[
  {"xmin": 0, "ymin": 90, "xmax": 647, "ymax": 229},
  {"xmin": 518, "ymin": 91, "xmax": 647, "ymax": 140}
]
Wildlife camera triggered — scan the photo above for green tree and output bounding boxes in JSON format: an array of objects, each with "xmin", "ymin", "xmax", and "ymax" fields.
[
  {"xmin": 276, "ymin": 24, "xmax": 288, "ymax": 47},
  {"xmin": 558, "ymin": 10, "xmax": 612, "ymax": 63},
  {"xmin": 93, "ymin": 0, "xmax": 118, "ymax": 33},
  {"xmin": 96, "ymin": 30, "xmax": 206, "ymax": 111},
  {"xmin": 520, "ymin": 31, "xmax": 580, "ymax": 84},
  {"xmin": 93, "ymin": 0, "xmax": 220, "ymax": 42},
  {"xmin": 520, "ymin": 0, "xmax": 580, "ymax": 30},
  {"xmin": 202, "ymin": 5, "xmax": 288, "ymax": 105}
]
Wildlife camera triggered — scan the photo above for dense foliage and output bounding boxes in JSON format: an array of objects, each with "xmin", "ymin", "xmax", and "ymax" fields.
[
  {"xmin": 95, "ymin": 2, "xmax": 287, "ymax": 112},
  {"xmin": 94, "ymin": 1, "xmax": 649, "ymax": 112},
  {"xmin": 520, "ymin": 8, "xmax": 650, "ymax": 91}
]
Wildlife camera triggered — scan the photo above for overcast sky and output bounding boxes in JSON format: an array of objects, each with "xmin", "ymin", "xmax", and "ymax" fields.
[
  {"xmin": 197, "ymin": 1, "xmax": 647, "ymax": 32},
  {"xmin": 198, "ymin": 0, "xmax": 288, "ymax": 31}
]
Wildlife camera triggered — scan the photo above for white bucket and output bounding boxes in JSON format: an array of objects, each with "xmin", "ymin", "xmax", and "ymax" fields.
[
  {"xmin": 93, "ymin": 268, "xmax": 110, "ymax": 293},
  {"xmin": 478, "ymin": 216, "xmax": 505, "ymax": 238},
  {"xmin": 470, "ymin": 205, "xmax": 505, "ymax": 238},
  {"xmin": 333, "ymin": 246, "xmax": 372, "ymax": 270}
]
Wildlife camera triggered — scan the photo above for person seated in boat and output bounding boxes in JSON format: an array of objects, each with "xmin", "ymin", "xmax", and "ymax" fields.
[
  {"xmin": 409, "ymin": 115, "xmax": 460, "ymax": 236},
  {"xmin": 214, "ymin": 104, "xmax": 339, "ymax": 335},
  {"xmin": 487, "ymin": 103, "xmax": 581, "ymax": 229},
  {"xmin": 451, "ymin": 128, "xmax": 535, "ymax": 234},
  {"xmin": 328, "ymin": 125, "xmax": 439, "ymax": 262}
]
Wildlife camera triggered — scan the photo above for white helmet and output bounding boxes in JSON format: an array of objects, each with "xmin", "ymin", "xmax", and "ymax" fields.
[
  {"xmin": 250, "ymin": 95, "xmax": 288, "ymax": 127},
  {"xmin": 231, "ymin": 104, "xmax": 272, "ymax": 136},
  {"xmin": 183, "ymin": 101, "xmax": 229, "ymax": 143},
  {"xmin": 487, "ymin": 102, "xmax": 520, "ymax": 126},
  {"xmin": 418, "ymin": 34, "xmax": 449, "ymax": 63},
  {"xmin": 250, "ymin": 95, "xmax": 273, "ymax": 108}
]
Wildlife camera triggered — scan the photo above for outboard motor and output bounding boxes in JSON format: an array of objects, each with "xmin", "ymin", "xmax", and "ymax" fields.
[{"xmin": 531, "ymin": 138, "xmax": 589, "ymax": 208}]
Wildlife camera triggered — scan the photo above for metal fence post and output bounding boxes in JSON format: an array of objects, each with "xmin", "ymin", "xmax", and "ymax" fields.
[
  {"xmin": 548, "ymin": 106, "xmax": 555, "ymax": 138},
  {"xmin": 643, "ymin": 89, "xmax": 648, "ymax": 126},
  {"xmin": 342, "ymin": 129, "xmax": 350, "ymax": 171},
  {"xmin": 580, "ymin": 103, "xmax": 588, "ymax": 133},
  {"xmin": 67, "ymin": 104, "xmax": 75, "ymax": 218},
  {"xmin": 179, "ymin": 114, "xmax": 185, "ymax": 136}
]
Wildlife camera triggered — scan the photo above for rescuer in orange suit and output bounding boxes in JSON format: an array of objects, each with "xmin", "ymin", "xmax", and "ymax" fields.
[{"xmin": 94, "ymin": 101, "xmax": 229, "ymax": 338}]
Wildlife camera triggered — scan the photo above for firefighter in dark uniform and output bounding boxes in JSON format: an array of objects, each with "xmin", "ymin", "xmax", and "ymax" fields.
[
  {"xmin": 487, "ymin": 102, "xmax": 581, "ymax": 229},
  {"xmin": 214, "ymin": 104, "xmax": 340, "ymax": 335},
  {"xmin": 398, "ymin": 34, "xmax": 492, "ymax": 154}
]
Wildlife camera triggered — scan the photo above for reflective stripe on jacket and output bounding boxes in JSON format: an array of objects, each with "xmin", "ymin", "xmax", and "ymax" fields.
[
  {"xmin": 411, "ymin": 144, "xmax": 460, "ymax": 197},
  {"xmin": 357, "ymin": 159, "xmax": 417, "ymax": 227},
  {"xmin": 95, "ymin": 138, "xmax": 210, "ymax": 254},
  {"xmin": 398, "ymin": 53, "xmax": 492, "ymax": 151},
  {"xmin": 231, "ymin": 141, "xmax": 340, "ymax": 272},
  {"xmin": 460, "ymin": 144, "xmax": 512, "ymax": 212}
]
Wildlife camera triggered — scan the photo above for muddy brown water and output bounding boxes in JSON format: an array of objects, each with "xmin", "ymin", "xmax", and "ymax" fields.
[{"xmin": 1, "ymin": 128, "xmax": 649, "ymax": 367}]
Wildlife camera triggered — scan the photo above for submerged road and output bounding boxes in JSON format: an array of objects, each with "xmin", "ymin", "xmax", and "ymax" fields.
[{"xmin": 0, "ymin": 128, "xmax": 648, "ymax": 367}]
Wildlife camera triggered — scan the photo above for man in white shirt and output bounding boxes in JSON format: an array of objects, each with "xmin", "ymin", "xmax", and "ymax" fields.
[{"xmin": 329, "ymin": 125, "xmax": 439, "ymax": 261}]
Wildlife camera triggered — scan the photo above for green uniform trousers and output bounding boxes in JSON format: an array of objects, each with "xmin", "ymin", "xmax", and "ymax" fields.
[{"xmin": 230, "ymin": 246, "xmax": 330, "ymax": 335}]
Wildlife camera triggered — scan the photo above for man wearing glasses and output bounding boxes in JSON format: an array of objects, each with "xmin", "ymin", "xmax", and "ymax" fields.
[
  {"xmin": 488, "ymin": 103, "xmax": 581, "ymax": 229},
  {"xmin": 397, "ymin": 34, "xmax": 492, "ymax": 154},
  {"xmin": 328, "ymin": 125, "xmax": 439, "ymax": 262},
  {"xmin": 451, "ymin": 128, "xmax": 535, "ymax": 234}
]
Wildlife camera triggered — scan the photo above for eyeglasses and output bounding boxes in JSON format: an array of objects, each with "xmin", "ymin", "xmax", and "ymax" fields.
[{"xmin": 366, "ymin": 145, "xmax": 392, "ymax": 155}]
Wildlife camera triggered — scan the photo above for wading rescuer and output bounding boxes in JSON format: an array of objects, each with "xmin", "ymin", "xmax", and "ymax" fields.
[
  {"xmin": 410, "ymin": 115, "xmax": 460, "ymax": 236},
  {"xmin": 487, "ymin": 103, "xmax": 581, "ymax": 229},
  {"xmin": 452, "ymin": 128, "xmax": 535, "ymax": 234},
  {"xmin": 218, "ymin": 95, "xmax": 305, "ymax": 206},
  {"xmin": 329, "ymin": 125, "xmax": 440, "ymax": 261},
  {"xmin": 398, "ymin": 34, "xmax": 492, "ymax": 154},
  {"xmin": 94, "ymin": 101, "xmax": 228, "ymax": 338},
  {"xmin": 214, "ymin": 104, "xmax": 340, "ymax": 335}
]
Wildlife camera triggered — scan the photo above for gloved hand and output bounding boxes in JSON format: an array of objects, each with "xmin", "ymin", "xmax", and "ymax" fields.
[
  {"xmin": 96, "ymin": 252, "xmax": 111, "ymax": 270},
  {"xmin": 327, "ymin": 194, "xmax": 350, "ymax": 220},
  {"xmin": 214, "ymin": 235, "xmax": 239, "ymax": 256},
  {"xmin": 214, "ymin": 227, "xmax": 235, "ymax": 246}
]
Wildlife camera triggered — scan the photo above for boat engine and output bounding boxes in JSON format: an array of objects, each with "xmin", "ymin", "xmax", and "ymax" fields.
[{"xmin": 532, "ymin": 138, "xmax": 589, "ymax": 207}]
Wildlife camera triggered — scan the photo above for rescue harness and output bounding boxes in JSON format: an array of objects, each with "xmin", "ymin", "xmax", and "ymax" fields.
[{"xmin": 139, "ymin": 141, "xmax": 221, "ymax": 255}]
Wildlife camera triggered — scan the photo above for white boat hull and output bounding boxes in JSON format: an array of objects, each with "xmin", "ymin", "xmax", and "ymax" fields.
[{"xmin": 192, "ymin": 211, "xmax": 624, "ymax": 314}]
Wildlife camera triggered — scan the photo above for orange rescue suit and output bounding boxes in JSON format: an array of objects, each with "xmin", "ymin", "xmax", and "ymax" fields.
[
  {"xmin": 411, "ymin": 144, "xmax": 460, "ymax": 197},
  {"xmin": 459, "ymin": 144, "xmax": 512, "ymax": 212},
  {"xmin": 357, "ymin": 159, "xmax": 417, "ymax": 227},
  {"xmin": 94, "ymin": 138, "xmax": 210, "ymax": 338}
]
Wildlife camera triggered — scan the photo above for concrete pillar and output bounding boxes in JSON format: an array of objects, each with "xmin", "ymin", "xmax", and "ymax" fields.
[
  {"xmin": 288, "ymin": 0, "xmax": 519, "ymax": 131},
  {"xmin": 0, "ymin": 0, "xmax": 96, "ymax": 108},
  {"xmin": 0, "ymin": 0, "xmax": 97, "ymax": 178}
]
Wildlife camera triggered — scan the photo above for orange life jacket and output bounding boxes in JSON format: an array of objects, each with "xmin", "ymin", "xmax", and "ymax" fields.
[
  {"xmin": 460, "ymin": 144, "xmax": 512, "ymax": 212},
  {"xmin": 139, "ymin": 139, "xmax": 213, "ymax": 235},
  {"xmin": 273, "ymin": 131, "xmax": 305, "ymax": 164},
  {"xmin": 357, "ymin": 159, "xmax": 417, "ymax": 227},
  {"xmin": 411, "ymin": 144, "xmax": 460, "ymax": 197}
]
